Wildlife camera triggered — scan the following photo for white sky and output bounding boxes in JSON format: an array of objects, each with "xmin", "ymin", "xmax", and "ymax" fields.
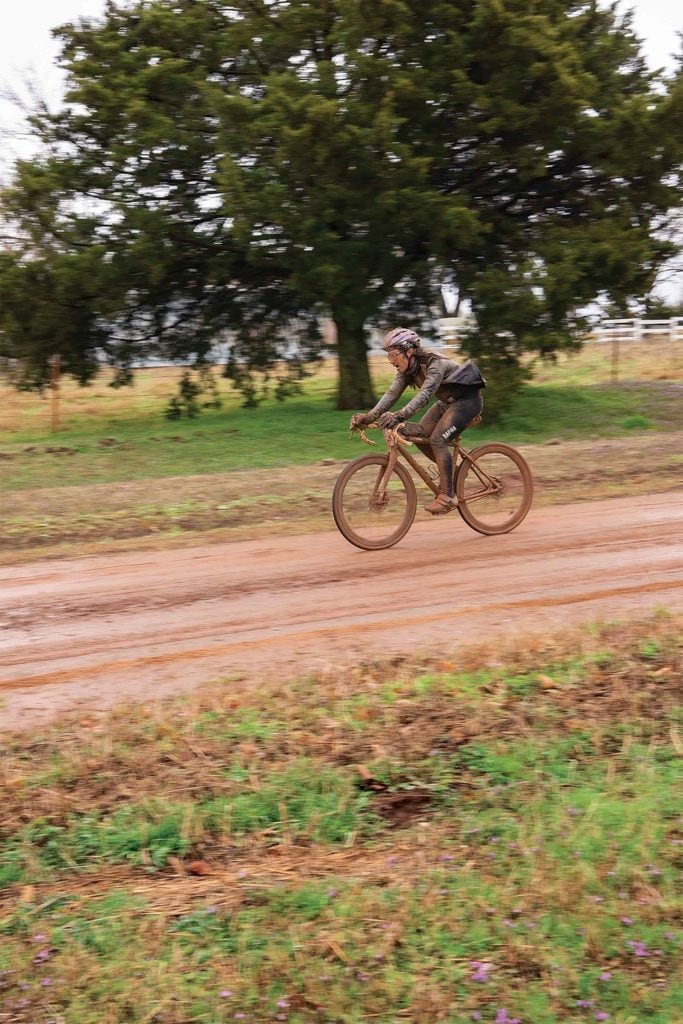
[{"xmin": 1, "ymin": 0, "xmax": 681, "ymax": 174}]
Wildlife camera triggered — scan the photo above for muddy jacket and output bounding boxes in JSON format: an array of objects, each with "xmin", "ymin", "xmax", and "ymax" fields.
[{"xmin": 370, "ymin": 351, "xmax": 486, "ymax": 421}]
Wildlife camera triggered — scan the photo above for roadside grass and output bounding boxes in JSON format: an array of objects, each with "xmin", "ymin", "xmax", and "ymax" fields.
[
  {"xmin": 1, "ymin": 344, "xmax": 682, "ymax": 493},
  {"xmin": 0, "ymin": 613, "xmax": 681, "ymax": 1023}
]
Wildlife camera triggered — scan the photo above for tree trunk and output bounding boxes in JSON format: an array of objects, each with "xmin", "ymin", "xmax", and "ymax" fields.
[{"xmin": 333, "ymin": 312, "xmax": 376, "ymax": 410}]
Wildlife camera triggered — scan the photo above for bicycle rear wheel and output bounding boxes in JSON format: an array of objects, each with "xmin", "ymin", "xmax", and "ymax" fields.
[
  {"xmin": 332, "ymin": 454, "xmax": 417, "ymax": 550},
  {"xmin": 455, "ymin": 442, "xmax": 533, "ymax": 535}
]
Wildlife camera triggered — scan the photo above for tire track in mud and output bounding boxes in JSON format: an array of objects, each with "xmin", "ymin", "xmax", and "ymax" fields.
[
  {"xmin": 1, "ymin": 490, "xmax": 682, "ymax": 728},
  {"xmin": 2, "ymin": 576, "xmax": 681, "ymax": 693}
]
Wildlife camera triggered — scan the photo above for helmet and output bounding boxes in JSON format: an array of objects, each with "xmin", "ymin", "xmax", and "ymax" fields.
[{"xmin": 382, "ymin": 327, "xmax": 421, "ymax": 353}]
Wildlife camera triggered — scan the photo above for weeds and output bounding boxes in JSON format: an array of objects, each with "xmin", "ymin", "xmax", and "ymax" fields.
[{"xmin": 0, "ymin": 614, "xmax": 681, "ymax": 1022}]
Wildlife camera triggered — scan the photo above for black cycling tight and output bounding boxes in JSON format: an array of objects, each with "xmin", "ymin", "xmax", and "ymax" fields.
[{"xmin": 401, "ymin": 391, "xmax": 483, "ymax": 498}]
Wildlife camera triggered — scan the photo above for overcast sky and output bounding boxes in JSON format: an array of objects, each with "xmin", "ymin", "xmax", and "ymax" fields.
[{"xmin": 1, "ymin": 0, "xmax": 681, "ymax": 169}]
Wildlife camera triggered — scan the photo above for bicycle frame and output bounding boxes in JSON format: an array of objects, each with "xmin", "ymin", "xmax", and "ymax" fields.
[{"xmin": 359, "ymin": 426, "xmax": 498, "ymax": 507}]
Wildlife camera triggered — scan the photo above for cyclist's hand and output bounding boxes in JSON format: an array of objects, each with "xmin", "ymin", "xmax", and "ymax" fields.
[
  {"xmin": 378, "ymin": 412, "xmax": 400, "ymax": 429},
  {"xmin": 349, "ymin": 412, "xmax": 373, "ymax": 431}
]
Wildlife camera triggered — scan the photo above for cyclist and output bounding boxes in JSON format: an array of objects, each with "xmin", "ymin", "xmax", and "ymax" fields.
[{"xmin": 349, "ymin": 327, "xmax": 486, "ymax": 515}]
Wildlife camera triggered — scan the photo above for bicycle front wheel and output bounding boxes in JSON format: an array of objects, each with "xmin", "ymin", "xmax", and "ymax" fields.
[
  {"xmin": 455, "ymin": 442, "xmax": 533, "ymax": 535},
  {"xmin": 332, "ymin": 454, "xmax": 417, "ymax": 550}
]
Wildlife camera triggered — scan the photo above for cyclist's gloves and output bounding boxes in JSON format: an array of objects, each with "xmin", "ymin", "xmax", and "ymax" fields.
[
  {"xmin": 349, "ymin": 412, "xmax": 374, "ymax": 431},
  {"xmin": 377, "ymin": 412, "xmax": 401, "ymax": 429}
]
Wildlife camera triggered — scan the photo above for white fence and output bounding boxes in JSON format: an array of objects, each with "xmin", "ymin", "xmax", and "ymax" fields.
[
  {"xmin": 593, "ymin": 318, "xmax": 683, "ymax": 344},
  {"xmin": 368, "ymin": 316, "xmax": 472, "ymax": 351},
  {"xmin": 371, "ymin": 317, "xmax": 683, "ymax": 351}
]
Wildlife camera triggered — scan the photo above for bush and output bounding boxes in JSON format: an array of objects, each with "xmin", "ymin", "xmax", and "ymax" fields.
[{"xmin": 474, "ymin": 352, "xmax": 531, "ymax": 424}]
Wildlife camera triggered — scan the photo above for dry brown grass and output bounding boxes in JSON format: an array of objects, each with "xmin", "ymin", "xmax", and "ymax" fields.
[
  {"xmin": 3, "ymin": 340, "xmax": 682, "ymax": 438},
  {"xmin": 2, "ymin": 613, "xmax": 679, "ymax": 849}
]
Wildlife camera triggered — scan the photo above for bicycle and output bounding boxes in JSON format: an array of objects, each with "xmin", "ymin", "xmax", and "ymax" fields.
[{"xmin": 332, "ymin": 418, "xmax": 533, "ymax": 550}]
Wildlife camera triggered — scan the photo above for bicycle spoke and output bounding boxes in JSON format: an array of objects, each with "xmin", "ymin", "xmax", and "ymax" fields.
[
  {"xmin": 332, "ymin": 455, "xmax": 417, "ymax": 550},
  {"xmin": 456, "ymin": 444, "xmax": 533, "ymax": 535}
]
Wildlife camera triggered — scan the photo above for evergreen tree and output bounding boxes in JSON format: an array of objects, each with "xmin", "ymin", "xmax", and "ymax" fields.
[{"xmin": 1, "ymin": 0, "xmax": 681, "ymax": 410}]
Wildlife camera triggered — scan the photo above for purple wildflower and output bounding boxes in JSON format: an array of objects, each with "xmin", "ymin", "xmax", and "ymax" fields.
[
  {"xmin": 276, "ymin": 999, "xmax": 290, "ymax": 1009},
  {"xmin": 32, "ymin": 950, "xmax": 50, "ymax": 965},
  {"xmin": 620, "ymin": 917, "xmax": 633, "ymax": 926},
  {"xmin": 40, "ymin": 978, "xmax": 52, "ymax": 987},
  {"xmin": 219, "ymin": 990, "xmax": 233, "ymax": 998},
  {"xmin": 598, "ymin": 971, "xmax": 612, "ymax": 981},
  {"xmin": 471, "ymin": 1014, "xmax": 482, "ymax": 1022},
  {"xmin": 577, "ymin": 999, "xmax": 594, "ymax": 1008},
  {"xmin": 627, "ymin": 940, "xmax": 649, "ymax": 957},
  {"xmin": 326, "ymin": 888, "xmax": 337, "ymax": 898},
  {"xmin": 234, "ymin": 1015, "xmax": 246, "ymax": 1021},
  {"xmin": 470, "ymin": 961, "xmax": 492, "ymax": 983},
  {"xmin": 205, "ymin": 906, "xmax": 218, "ymax": 914},
  {"xmin": 30, "ymin": 934, "xmax": 48, "ymax": 943},
  {"xmin": 595, "ymin": 1014, "xmax": 610, "ymax": 1021},
  {"xmin": 495, "ymin": 1010, "xmax": 520, "ymax": 1024}
]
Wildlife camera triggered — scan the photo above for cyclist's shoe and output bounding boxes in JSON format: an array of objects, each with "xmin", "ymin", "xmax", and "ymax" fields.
[{"xmin": 424, "ymin": 493, "xmax": 458, "ymax": 515}]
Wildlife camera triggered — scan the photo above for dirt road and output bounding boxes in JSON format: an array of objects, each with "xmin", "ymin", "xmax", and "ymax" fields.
[{"xmin": 1, "ymin": 490, "xmax": 682, "ymax": 730}]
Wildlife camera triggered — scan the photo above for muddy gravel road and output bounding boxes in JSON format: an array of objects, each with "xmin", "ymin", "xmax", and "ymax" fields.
[{"xmin": 1, "ymin": 490, "xmax": 682, "ymax": 730}]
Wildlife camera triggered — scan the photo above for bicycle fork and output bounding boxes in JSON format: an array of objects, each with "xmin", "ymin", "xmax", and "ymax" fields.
[{"xmin": 371, "ymin": 445, "xmax": 401, "ymax": 510}]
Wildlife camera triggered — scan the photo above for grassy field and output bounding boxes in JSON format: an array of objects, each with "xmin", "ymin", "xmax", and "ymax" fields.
[
  {"xmin": 1, "ymin": 342, "xmax": 681, "ymax": 560},
  {"xmin": 2, "ymin": 343, "xmax": 682, "ymax": 489},
  {"xmin": 0, "ymin": 613, "xmax": 681, "ymax": 1023}
]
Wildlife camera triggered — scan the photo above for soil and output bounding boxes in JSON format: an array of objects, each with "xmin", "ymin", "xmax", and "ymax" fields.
[{"xmin": 1, "ymin": 488, "xmax": 682, "ymax": 731}]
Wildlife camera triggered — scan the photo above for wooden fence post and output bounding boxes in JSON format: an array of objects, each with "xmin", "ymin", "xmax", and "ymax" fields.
[
  {"xmin": 610, "ymin": 337, "xmax": 619, "ymax": 384},
  {"xmin": 50, "ymin": 354, "xmax": 61, "ymax": 432}
]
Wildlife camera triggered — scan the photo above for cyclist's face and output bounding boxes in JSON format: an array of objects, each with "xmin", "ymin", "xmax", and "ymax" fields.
[{"xmin": 387, "ymin": 346, "xmax": 412, "ymax": 372}]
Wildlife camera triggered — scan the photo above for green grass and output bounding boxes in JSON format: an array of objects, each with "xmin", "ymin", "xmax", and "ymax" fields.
[
  {"xmin": 0, "ymin": 762, "xmax": 372, "ymax": 887},
  {"xmin": 0, "ymin": 615, "xmax": 681, "ymax": 1022},
  {"xmin": 1, "ymin": 360, "xmax": 681, "ymax": 492}
]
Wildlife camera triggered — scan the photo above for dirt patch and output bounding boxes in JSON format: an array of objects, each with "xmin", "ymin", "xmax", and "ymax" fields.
[
  {"xmin": 1, "ymin": 488, "xmax": 681, "ymax": 730},
  {"xmin": 372, "ymin": 789, "xmax": 434, "ymax": 828},
  {"xmin": 2, "ymin": 430, "xmax": 682, "ymax": 565}
]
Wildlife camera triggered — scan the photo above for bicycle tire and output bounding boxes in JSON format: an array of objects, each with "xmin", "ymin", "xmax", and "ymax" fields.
[
  {"xmin": 332, "ymin": 454, "xmax": 417, "ymax": 550},
  {"xmin": 455, "ymin": 442, "xmax": 533, "ymax": 535}
]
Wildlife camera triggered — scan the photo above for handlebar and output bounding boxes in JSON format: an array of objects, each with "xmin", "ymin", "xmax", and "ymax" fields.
[{"xmin": 350, "ymin": 424, "xmax": 414, "ymax": 447}]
